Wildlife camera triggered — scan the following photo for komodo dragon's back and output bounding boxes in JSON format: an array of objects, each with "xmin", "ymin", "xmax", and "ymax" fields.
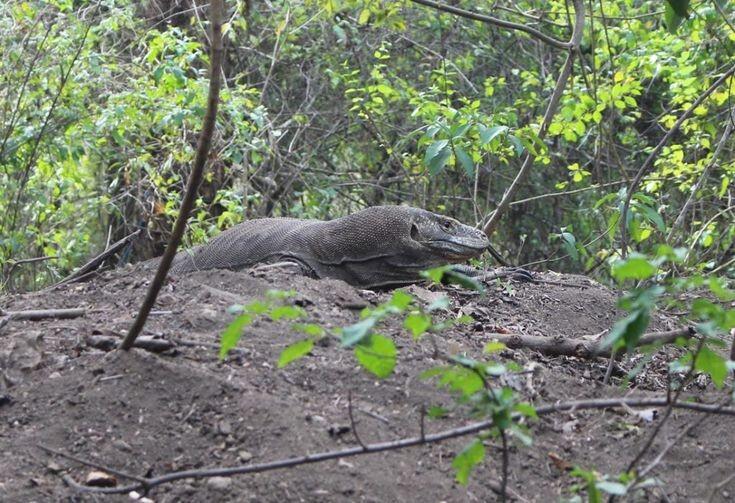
[
  {"xmin": 170, "ymin": 217, "xmax": 317, "ymax": 273},
  {"xmin": 168, "ymin": 205, "xmax": 490, "ymax": 288}
]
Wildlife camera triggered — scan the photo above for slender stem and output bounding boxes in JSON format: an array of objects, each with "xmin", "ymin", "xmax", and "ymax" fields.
[
  {"xmin": 483, "ymin": 0, "xmax": 585, "ymax": 236},
  {"xmin": 120, "ymin": 0, "xmax": 225, "ymax": 350},
  {"xmin": 408, "ymin": 0, "xmax": 570, "ymax": 50},
  {"xmin": 620, "ymin": 66, "xmax": 735, "ymax": 257}
]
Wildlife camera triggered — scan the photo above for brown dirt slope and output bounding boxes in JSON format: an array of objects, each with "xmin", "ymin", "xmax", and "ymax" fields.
[{"xmin": 0, "ymin": 267, "xmax": 732, "ymax": 502}]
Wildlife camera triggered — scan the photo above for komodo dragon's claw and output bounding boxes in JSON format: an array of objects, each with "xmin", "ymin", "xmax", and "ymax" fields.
[
  {"xmin": 507, "ymin": 267, "xmax": 534, "ymax": 282},
  {"xmin": 453, "ymin": 266, "xmax": 535, "ymax": 283}
]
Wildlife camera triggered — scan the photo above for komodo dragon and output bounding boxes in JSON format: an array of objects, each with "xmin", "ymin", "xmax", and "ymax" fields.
[{"xmin": 165, "ymin": 205, "xmax": 499, "ymax": 288}]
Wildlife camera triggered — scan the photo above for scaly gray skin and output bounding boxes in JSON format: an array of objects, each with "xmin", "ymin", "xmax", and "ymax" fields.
[{"xmin": 166, "ymin": 205, "xmax": 490, "ymax": 288}]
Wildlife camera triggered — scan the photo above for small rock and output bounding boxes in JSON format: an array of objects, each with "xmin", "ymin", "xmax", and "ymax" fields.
[
  {"xmin": 113, "ymin": 439, "xmax": 133, "ymax": 452},
  {"xmin": 46, "ymin": 461, "xmax": 62, "ymax": 473},
  {"xmin": 206, "ymin": 476, "xmax": 232, "ymax": 491},
  {"xmin": 238, "ymin": 450, "xmax": 253, "ymax": 462},
  {"xmin": 85, "ymin": 470, "xmax": 117, "ymax": 487},
  {"xmin": 128, "ymin": 490, "xmax": 154, "ymax": 502},
  {"xmin": 327, "ymin": 424, "xmax": 351, "ymax": 438},
  {"xmin": 218, "ymin": 420, "xmax": 232, "ymax": 436}
]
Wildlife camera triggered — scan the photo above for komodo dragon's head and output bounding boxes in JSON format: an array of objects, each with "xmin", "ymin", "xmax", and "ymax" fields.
[
  {"xmin": 405, "ymin": 208, "xmax": 490, "ymax": 262},
  {"xmin": 329, "ymin": 205, "xmax": 490, "ymax": 270},
  {"xmin": 322, "ymin": 206, "xmax": 490, "ymax": 287}
]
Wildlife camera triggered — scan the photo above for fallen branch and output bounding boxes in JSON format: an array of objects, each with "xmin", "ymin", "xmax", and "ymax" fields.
[
  {"xmin": 86, "ymin": 335, "xmax": 174, "ymax": 353},
  {"xmin": 56, "ymin": 229, "xmax": 141, "ymax": 286},
  {"xmin": 38, "ymin": 395, "xmax": 735, "ymax": 495},
  {"xmin": 0, "ymin": 307, "xmax": 85, "ymax": 321},
  {"xmin": 486, "ymin": 327, "xmax": 695, "ymax": 358}
]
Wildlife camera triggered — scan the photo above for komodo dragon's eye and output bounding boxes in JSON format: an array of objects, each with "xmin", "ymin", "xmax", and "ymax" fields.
[{"xmin": 441, "ymin": 220, "xmax": 453, "ymax": 231}]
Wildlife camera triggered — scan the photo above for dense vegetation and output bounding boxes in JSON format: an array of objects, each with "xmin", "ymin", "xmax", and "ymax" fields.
[{"xmin": 2, "ymin": 0, "xmax": 734, "ymax": 290}]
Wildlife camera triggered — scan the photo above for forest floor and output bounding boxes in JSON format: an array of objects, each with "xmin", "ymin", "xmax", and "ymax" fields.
[{"xmin": 0, "ymin": 266, "xmax": 733, "ymax": 502}]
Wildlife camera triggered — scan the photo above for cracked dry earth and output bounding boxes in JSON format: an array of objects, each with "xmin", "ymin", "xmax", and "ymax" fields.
[{"xmin": 1, "ymin": 266, "xmax": 733, "ymax": 502}]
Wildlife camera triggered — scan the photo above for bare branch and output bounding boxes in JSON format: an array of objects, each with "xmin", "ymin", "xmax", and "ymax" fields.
[
  {"xmin": 348, "ymin": 391, "xmax": 368, "ymax": 450},
  {"xmin": 624, "ymin": 337, "xmax": 706, "ymax": 475},
  {"xmin": 56, "ymin": 229, "xmax": 141, "ymax": 286},
  {"xmin": 483, "ymin": 0, "xmax": 585, "ymax": 236},
  {"xmin": 40, "ymin": 395, "xmax": 735, "ymax": 495},
  {"xmin": 120, "ymin": 0, "xmax": 225, "ymax": 350},
  {"xmin": 668, "ymin": 107, "xmax": 735, "ymax": 243},
  {"xmin": 620, "ymin": 64, "xmax": 735, "ymax": 256},
  {"xmin": 408, "ymin": 0, "xmax": 570, "ymax": 50}
]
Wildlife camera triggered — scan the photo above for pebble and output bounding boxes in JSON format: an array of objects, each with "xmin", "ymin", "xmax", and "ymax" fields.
[
  {"xmin": 207, "ymin": 476, "xmax": 232, "ymax": 491},
  {"xmin": 218, "ymin": 420, "xmax": 232, "ymax": 436}
]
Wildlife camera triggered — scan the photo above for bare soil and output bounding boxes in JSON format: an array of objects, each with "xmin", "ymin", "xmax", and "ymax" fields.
[{"xmin": 0, "ymin": 266, "xmax": 733, "ymax": 502}]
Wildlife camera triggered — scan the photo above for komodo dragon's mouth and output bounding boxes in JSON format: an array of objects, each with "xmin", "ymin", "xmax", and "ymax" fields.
[{"xmin": 427, "ymin": 237, "xmax": 490, "ymax": 259}]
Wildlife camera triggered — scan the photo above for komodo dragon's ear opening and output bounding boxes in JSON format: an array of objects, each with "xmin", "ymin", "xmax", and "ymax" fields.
[{"xmin": 410, "ymin": 223, "xmax": 420, "ymax": 241}]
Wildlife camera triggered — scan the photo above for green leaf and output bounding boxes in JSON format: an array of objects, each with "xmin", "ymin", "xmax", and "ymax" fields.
[
  {"xmin": 278, "ymin": 339, "xmax": 314, "ymax": 368},
  {"xmin": 404, "ymin": 312, "xmax": 432, "ymax": 339},
  {"xmin": 437, "ymin": 366, "xmax": 484, "ymax": 397},
  {"xmin": 507, "ymin": 134, "xmax": 525, "ymax": 156},
  {"xmin": 357, "ymin": 8, "xmax": 370, "ymax": 24},
  {"xmin": 708, "ymin": 277, "xmax": 735, "ymax": 302},
  {"xmin": 611, "ymin": 257, "xmax": 657, "ymax": 281},
  {"xmin": 479, "ymin": 125, "xmax": 508, "ymax": 145},
  {"xmin": 560, "ymin": 231, "xmax": 579, "ymax": 261},
  {"xmin": 341, "ymin": 317, "xmax": 377, "ymax": 347},
  {"xmin": 266, "ymin": 289, "xmax": 295, "ymax": 301},
  {"xmin": 419, "ymin": 366, "xmax": 447, "ymax": 380},
  {"xmin": 664, "ymin": 2, "xmax": 685, "ymax": 33},
  {"xmin": 244, "ymin": 300, "xmax": 270, "ymax": 315},
  {"xmin": 270, "ymin": 305, "xmax": 306, "ymax": 321},
  {"xmin": 219, "ymin": 313, "xmax": 253, "ymax": 359},
  {"xmin": 426, "ymin": 143, "xmax": 452, "ymax": 175},
  {"xmin": 450, "ymin": 122, "xmax": 471, "ymax": 139},
  {"xmin": 514, "ymin": 402, "xmax": 538, "ymax": 418},
  {"xmin": 602, "ymin": 308, "xmax": 650, "ymax": 351},
  {"xmin": 421, "ymin": 265, "xmax": 450, "ymax": 283},
  {"xmin": 427, "ymin": 295, "xmax": 450, "ymax": 312},
  {"xmin": 694, "ymin": 346, "xmax": 728, "ymax": 388},
  {"xmin": 293, "ymin": 323, "xmax": 326, "ymax": 337},
  {"xmin": 389, "ymin": 290, "xmax": 414, "ymax": 310},
  {"xmin": 635, "ymin": 202, "xmax": 665, "ymax": 232},
  {"xmin": 484, "ymin": 341, "xmax": 506, "ymax": 354},
  {"xmin": 597, "ymin": 481, "xmax": 627, "ymax": 496},
  {"xmin": 665, "ymin": 0, "xmax": 689, "ymax": 18},
  {"xmin": 444, "ymin": 269, "xmax": 484, "ymax": 292},
  {"xmin": 454, "ymin": 145, "xmax": 474, "ymax": 177},
  {"xmin": 354, "ymin": 334, "xmax": 397, "ymax": 378},
  {"xmin": 452, "ymin": 439, "xmax": 486, "ymax": 485},
  {"xmin": 427, "ymin": 405, "xmax": 448, "ymax": 418},
  {"xmin": 425, "ymin": 139, "xmax": 448, "ymax": 162}
]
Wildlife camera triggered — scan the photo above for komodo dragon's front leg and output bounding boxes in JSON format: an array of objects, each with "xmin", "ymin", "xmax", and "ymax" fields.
[{"xmin": 450, "ymin": 264, "xmax": 535, "ymax": 283}]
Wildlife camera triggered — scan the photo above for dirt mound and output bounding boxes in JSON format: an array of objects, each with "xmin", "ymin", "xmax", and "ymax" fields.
[{"xmin": 0, "ymin": 267, "xmax": 732, "ymax": 501}]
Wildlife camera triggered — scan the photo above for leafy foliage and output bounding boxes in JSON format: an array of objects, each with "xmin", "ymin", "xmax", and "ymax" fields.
[
  {"xmin": 3, "ymin": 0, "xmax": 735, "ymax": 290},
  {"xmin": 219, "ymin": 289, "xmax": 315, "ymax": 359}
]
